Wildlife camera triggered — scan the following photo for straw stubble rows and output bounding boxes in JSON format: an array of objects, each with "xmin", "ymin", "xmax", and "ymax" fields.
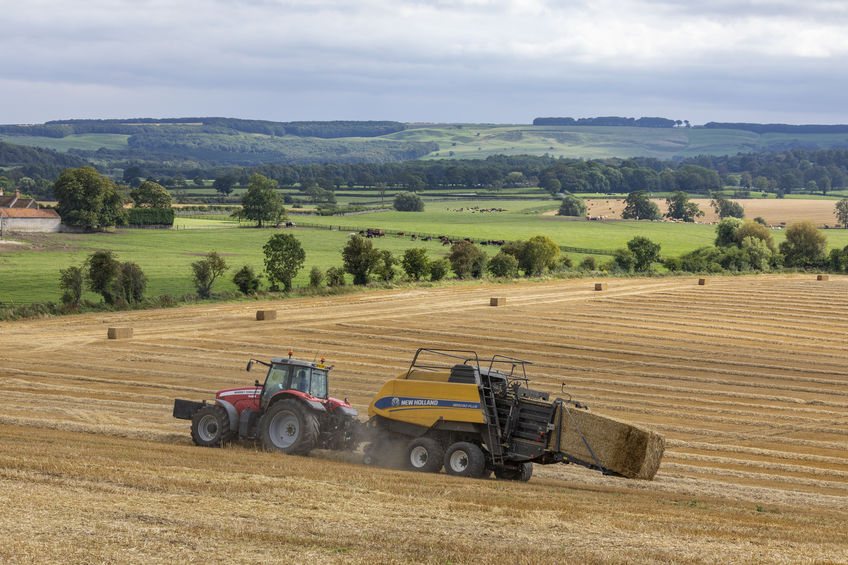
[{"xmin": 1, "ymin": 274, "xmax": 847, "ymax": 563}]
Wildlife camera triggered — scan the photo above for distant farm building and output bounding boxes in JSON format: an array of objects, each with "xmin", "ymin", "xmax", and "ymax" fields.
[{"xmin": 0, "ymin": 189, "xmax": 61, "ymax": 234}]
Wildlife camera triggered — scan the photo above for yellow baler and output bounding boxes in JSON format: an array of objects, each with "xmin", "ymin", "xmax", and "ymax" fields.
[{"xmin": 362, "ymin": 348, "xmax": 665, "ymax": 481}]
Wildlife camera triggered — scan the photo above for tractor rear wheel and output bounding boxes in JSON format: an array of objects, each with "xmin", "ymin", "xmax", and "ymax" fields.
[
  {"xmin": 406, "ymin": 437, "xmax": 444, "ymax": 473},
  {"xmin": 191, "ymin": 404, "xmax": 231, "ymax": 447},
  {"xmin": 443, "ymin": 442, "xmax": 486, "ymax": 478},
  {"xmin": 260, "ymin": 399, "xmax": 319, "ymax": 455},
  {"xmin": 495, "ymin": 462, "xmax": 533, "ymax": 482}
]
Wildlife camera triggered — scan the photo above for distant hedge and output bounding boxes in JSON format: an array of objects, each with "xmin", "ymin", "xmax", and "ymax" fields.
[{"xmin": 127, "ymin": 207, "xmax": 175, "ymax": 226}]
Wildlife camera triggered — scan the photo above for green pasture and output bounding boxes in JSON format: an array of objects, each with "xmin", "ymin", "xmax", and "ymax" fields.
[
  {"xmin": 3, "ymin": 198, "xmax": 848, "ymax": 305},
  {"xmin": 0, "ymin": 223, "xmax": 452, "ymax": 304},
  {"xmin": 0, "ymin": 134, "xmax": 130, "ymax": 153},
  {"xmin": 301, "ymin": 200, "xmax": 848, "ymax": 256}
]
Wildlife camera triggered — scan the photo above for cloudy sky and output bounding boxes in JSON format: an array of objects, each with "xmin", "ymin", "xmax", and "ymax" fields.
[{"xmin": 1, "ymin": 0, "xmax": 847, "ymax": 125}]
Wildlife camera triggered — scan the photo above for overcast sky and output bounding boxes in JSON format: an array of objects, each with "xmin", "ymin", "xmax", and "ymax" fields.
[{"xmin": 1, "ymin": 0, "xmax": 847, "ymax": 125}]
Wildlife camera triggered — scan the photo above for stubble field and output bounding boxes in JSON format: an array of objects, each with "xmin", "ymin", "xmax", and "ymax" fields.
[
  {"xmin": 583, "ymin": 197, "xmax": 842, "ymax": 226},
  {"xmin": 1, "ymin": 275, "xmax": 847, "ymax": 563}
]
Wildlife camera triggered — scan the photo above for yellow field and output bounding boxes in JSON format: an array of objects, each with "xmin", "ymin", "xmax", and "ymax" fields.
[
  {"xmin": 584, "ymin": 198, "xmax": 841, "ymax": 226},
  {"xmin": 2, "ymin": 275, "xmax": 847, "ymax": 563}
]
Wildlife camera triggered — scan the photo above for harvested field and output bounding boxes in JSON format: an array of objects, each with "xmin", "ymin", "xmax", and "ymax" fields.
[
  {"xmin": 2, "ymin": 275, "xmax": 848, "ymax": 562},
  {"xmin": 583, "ymin": 198, "xmax": 841, "ymax": 226}
]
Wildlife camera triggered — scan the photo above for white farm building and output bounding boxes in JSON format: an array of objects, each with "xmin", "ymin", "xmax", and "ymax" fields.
[{"xmin": 0, "ymin": 190, "xmax": 61, "ymax": 234}]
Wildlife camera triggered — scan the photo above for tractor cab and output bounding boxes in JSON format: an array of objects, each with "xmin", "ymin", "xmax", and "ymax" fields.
[{"xmin": 256, "ymin": 358, "xmax": 329, "ymax": 407}]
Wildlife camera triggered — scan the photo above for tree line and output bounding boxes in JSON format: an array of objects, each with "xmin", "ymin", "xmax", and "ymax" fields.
[
  {"xmin": 703, "ymin": 122, "xmax": 848, "ymax": 135},
  {"xmin": 0, "ymin": 118, "xmax": 407, "ymax": 139},
  {"xmin": 533, "ymin": 116, "xmax": 683, "ymax": 128},
  {"xmin": 8, "ymin": 147, "xmax": 848, "ymax": 204}
]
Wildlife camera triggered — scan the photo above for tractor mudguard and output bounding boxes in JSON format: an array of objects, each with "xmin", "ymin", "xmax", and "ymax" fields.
[{"xmin": 215, "ymin": 399, "xmax": 239, "ymax": 432}]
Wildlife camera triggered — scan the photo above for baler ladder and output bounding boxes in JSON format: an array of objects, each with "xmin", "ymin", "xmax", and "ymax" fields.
[{"xmin": 480, "ymin": 374, "xmax": 505, "ymax": 465}]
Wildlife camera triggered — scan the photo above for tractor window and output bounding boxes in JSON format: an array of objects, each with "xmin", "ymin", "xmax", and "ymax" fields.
[
  {"xmin": 262, "ymin": 365, "xmax": 290, "ymax": 405},
  {"xmin": 309, "ymin": 369, "xmax": 328, "ymax": 399},
  {"xmin": 291, "ymin": 367, "xmax": 310, "ymax": 393}
]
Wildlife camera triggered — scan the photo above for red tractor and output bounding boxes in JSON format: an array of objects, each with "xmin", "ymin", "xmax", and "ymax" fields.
[{"xmin": 173, "ymin": 354, "xmax": 359, "ymax": 455}]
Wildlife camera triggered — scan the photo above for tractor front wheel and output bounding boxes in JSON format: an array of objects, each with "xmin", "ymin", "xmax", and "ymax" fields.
[
  {"xmin": 443, "ymin": 442, "xmax": 486, "ymax": 478},
  {"xmin": 191, "ymin": 404, "xmax": 231, "ymax": 447},
  {"xmin": 260, "ymin": 399, "xmax": 319, "ymax": 455},
  {"xmin": 406, "ymin": 437, "xmax": 444, "ymax": 473}
]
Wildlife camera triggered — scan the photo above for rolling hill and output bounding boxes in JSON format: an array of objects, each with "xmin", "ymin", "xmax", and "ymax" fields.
[{"xmin": 2, "ymin": 118, "xmax": 848, "ymax": 172}]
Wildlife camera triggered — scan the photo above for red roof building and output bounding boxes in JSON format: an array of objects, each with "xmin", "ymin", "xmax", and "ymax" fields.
[{"xmin": 0, "ymin": 189, "xmax": 61, "ymax": 234}]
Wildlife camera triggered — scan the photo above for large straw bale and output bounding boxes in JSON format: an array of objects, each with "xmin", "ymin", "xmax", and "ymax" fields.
[
  {"xmin": 594, "ymin": 283, "xmax": 607, "ymax": 291},
  {"xmin": 107, "ymin": 327, "xmax": 133, "ymax": 340},
  {"xmin": 698, "ymin": 278, "xmax": 707, "ymax": 285},
  {"xmin": 559, "ymin": 407, "xmax": 665, "ymax": 480},
  {"xmin": 490, "ymin": 297, "xmax": 505, "ymax": 306},
  {"xmin": 256, "ymin": 310, "xmax": 277, "ymax": 321},
  {"xmin": 817, "ymin": 274, "xmax": 829, "ymax": 281}
]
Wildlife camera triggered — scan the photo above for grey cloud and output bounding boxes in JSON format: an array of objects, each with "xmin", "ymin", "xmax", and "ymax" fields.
[{"xmin": 1, "ymin": 0, "xmax": 847, "ymax": 124}]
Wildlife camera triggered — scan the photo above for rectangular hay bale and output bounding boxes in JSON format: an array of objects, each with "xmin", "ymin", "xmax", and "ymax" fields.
[
  {"xmin": 817, "ymin": 274, "xmax": 829, "ymax": 281},
  {"xmin": 594, "ymin": 283, "xmax": 607, "ymax": 291},
  {"xmin": 256, "ymin": 310, "xmax": 277, "ymax": 321},
  {"xmin": 107, "ymin": 327, "xmax": 133, "ymax": 340},
  {"xmin": 559, "ymin": 408, "xmax": 665, "ymax": 480},
  {"xmin": 698, "ymin": 278, "xmax": 707, "ymax": 285},
  {"xmin": 490, "ymin": 297, "xmax": 505, "ymax": 306}
]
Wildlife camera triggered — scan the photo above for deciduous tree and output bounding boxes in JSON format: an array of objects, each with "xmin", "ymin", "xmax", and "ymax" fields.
[
  {"xmin": 558, "ymin": 195, "xmax": 587, "ymax": 217},
  {"xmin": 622, "ymin": 191, "xmax": 661, "ymax": 220},
  {"xmin": 130, "ymin": 180, "xmax": 172, "ymax": 208},
  {"xmin": 835, "ymin": 199, "xmax": 848, "ymax": 228},
  {"xmin": 342, "ymin": 234, "xmax": 381, "ymax": 285},
  {"xmin": 401, "ymin": 248, "xmax": 429, "ymax": 281},
  {"xmin": 448, "ymin": 241, "xmax": 486, "ymax": 279},
  {"xmin": 779, "ymin": 221, "xmax": 827, "ymax": 268},
  {"xmin": 665, "ymin": 191, "xmax": 703, "ymax": 222},
  {"xmin": 192, "ymin": 252, "xmax": 229, "ymax": 298},
  {"xmin": 242, "ymin": 173, "xmax": 285, "ymax": 227},
  {"xmin": 263, "ymin": 234, "xmax": 305, "ymax": 291},
  {"xmin": 54, "ymin": 167, "xmax": 127, "ymax": 230}
]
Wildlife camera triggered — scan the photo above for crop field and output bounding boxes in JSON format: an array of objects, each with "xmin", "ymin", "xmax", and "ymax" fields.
[
  {"xmin": 0, "ymin": 274, "xmax": 846, "ymax": 563},
  {"xmin": 583, "ymin": 197, "xmax": 843, "ymax": 226}
]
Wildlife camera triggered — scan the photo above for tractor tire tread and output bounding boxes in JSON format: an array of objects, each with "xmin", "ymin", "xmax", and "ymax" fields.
[
  {"xmin": 190, "ymin": 404, "xmax": 232, "ymax": 447},
  {"xmin": 259, "ymin": 399, "xmax": 319, "ymax": 455}
]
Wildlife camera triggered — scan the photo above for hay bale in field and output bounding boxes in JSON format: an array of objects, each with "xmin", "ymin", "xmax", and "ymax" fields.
[
  {"xmin": 256, "ymin": 310, "xmax": 277, "ymax": 321},
  {"xmin": 698, "ymin": 278, "xmax": 707, "ymax": 285},
  {"xmin": 817, "ymin": 274, "xmax": 829, "ymax": 281},
  {"xmin": 107, "ymin": 327, "xmax": 133, "ymax": 340},
  {"xmin": 594, "ymin": 282, "xmax": 607, "ymax": 291},
  {"xmin": 559, "ymin": 407, "xmax": 665, "ymax": 480},
  {"xmin": 490, "ymin": 297, "xmax": 506, "ymax": 306}
]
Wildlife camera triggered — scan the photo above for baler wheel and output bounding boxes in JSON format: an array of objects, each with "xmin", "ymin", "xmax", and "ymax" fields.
[
  {"xmin": 406, "ymin": 437, "xmax": 444, "ymax": 473},
  {"xmin": 443, "ymin": 442, "xmax": 486, "ymax": 478}
]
